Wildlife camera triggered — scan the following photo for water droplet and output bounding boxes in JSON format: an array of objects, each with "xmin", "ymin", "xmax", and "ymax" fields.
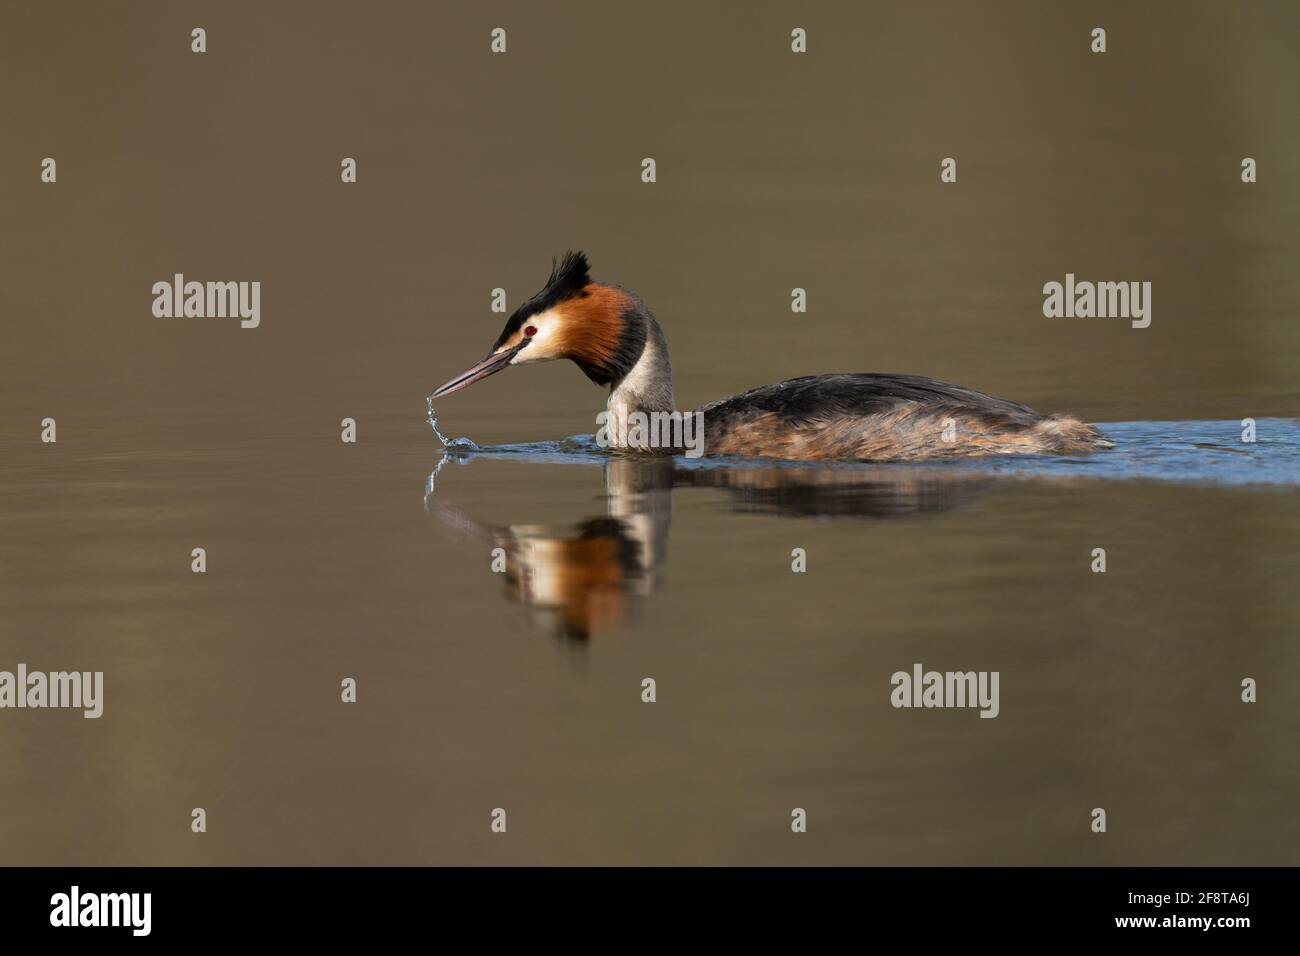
[{"xmin": 426, "ymin": 396, "xmax": 479, "ymax": 451}]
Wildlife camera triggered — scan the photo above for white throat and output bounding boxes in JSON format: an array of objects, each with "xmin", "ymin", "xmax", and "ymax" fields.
[{"xmin": 605, "ymin": 335, "xmax": 671, "ymax": 449}]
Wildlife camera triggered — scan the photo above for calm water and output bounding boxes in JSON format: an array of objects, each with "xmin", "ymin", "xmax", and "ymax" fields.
[
  {"xmin": 1, "ymin": 412, "xmax": 1296, "ymax": 864},
  {"xmin": 2, "ymin": 1, "xmax": 1299, "ymax": 865}
]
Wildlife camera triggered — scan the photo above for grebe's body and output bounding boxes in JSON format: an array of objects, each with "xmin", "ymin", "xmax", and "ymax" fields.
[
  {"xmin": 433, "ymin": 253, "xmax": 1111, "ymax": 462},
  {"xmin": 695, "ymin": 373, "xmax": 1104, "ymax": 461}
]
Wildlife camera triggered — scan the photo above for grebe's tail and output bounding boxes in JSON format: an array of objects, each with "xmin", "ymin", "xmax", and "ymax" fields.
[{"xmin": 1035, "ymin": 415, "xmax": 1114, "ymax": 452}]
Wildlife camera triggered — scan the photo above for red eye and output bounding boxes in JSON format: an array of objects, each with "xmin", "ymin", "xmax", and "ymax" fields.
[{"xmin": 524, "ymin": 325, "xmax": 538, "ymax": 337}]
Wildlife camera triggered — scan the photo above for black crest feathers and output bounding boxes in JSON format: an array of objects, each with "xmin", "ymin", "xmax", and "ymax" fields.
[
  {"xmin": 542, "ymin": 250, "xmax": 591, "ymax": 303},
  {"xmin": 491, "ymin": 251, "xmax": 592, "ymax": 351}
]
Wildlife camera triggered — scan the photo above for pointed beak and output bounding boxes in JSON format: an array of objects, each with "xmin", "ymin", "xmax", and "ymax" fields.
[{"xmin": 431, "ymin": 342, "xmax": 527, "ymax": 399}]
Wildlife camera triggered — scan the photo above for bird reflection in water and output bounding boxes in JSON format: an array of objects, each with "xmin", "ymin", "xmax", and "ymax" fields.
[{"xmin": 424, "ymin": 450, "xmax": 997, "ymax": 640}]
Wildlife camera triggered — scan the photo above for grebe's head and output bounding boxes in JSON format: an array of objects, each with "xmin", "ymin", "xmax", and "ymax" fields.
[{"xmin": 432, "ymin": 251, "xmax": 648, "ymax": 399}]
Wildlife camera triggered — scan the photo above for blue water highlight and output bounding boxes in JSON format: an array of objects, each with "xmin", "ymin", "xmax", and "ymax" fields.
[{"xmin": 429, "ymin": 419, "xmax": 1300, "ymax": 489}]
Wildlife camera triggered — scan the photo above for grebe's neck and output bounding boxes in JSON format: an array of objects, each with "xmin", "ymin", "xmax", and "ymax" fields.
[{"xmin": 606, "ymin": 316, "xmax": 674, "ymax": 441}]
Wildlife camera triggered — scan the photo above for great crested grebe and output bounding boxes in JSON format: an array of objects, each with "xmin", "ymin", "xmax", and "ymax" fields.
[{"xmin": 431, "ymin": 252, "xmax": 1112, "ymax": 462}]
